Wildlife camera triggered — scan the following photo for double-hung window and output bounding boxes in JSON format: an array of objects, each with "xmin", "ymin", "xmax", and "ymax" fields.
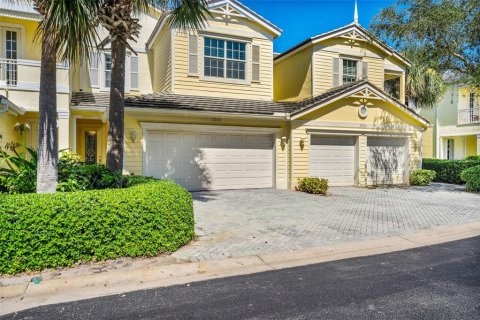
[
  {"xmin": 342, "ymin": 59, "xmax": 357, "ymax": 84},
  {"xmin": 204, "ymin": 37, "xmax": 246, "ymax": 80},
  {"xmin": 104, "ymin": 53, "xmax": 112, "ymax": 88}
]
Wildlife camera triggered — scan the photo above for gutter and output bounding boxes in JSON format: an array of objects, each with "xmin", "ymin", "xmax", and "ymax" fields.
[{"xmin": 0, "ymin": 95, "xmax": 26, "ymax": 116}]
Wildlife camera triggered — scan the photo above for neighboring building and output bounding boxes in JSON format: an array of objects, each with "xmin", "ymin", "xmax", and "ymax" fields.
[
  {"xmin": 0, "ymin": 0, "xmax": 429, "ymax": 191},
  {"xmin": 421, "ymin": 82, "xmax": 479, "ymax": 160}
]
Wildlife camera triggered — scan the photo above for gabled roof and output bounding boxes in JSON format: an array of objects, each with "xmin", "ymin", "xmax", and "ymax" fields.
[
  {"xmin": 274, "ymin": 22, "xmax": 411, "ymax": 67},
  {"xmin": 147, "ymin": 0, "xmax": 282, "ymax": 49},
  {"xmin": 290, "ymin": 80, "xmax": 429, "ymax": 126},
  {"xmin": 0, "ymin": 1, "xmax": 41, "ymax": 21}
]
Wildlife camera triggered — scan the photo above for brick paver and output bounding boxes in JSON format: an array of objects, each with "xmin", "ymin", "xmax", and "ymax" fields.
[{"xmin": 173, "ymin": 184, "xmax": 479, "ymax": 262}]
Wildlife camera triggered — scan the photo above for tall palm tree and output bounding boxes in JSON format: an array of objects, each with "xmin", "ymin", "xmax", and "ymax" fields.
[
  {"xmin": 18, "ymin": 0, "xmax": 100, "ymax": 193},
  {"xmin": 97, "ymin": 0, "xmax": 210, "ymax": 173}
]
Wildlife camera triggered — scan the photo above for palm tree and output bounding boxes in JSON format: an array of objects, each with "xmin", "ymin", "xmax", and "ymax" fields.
[
  {"xmin": 97, "ymin": 0, "xmax": 210, "ymax": 173},
  {"xmin": 17, "ymin": 0, "xmax": 100, "ymax": 193},
  {"xmin": 405, "ymin": 55, "xmax": 446, "ymax": 110}
]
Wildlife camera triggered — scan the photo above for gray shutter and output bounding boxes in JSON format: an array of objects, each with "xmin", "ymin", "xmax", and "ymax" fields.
[
  {"xmin": 332, "ymin": 57, "xmax": 340, "ymax": 87},
  {"xmin": 188, "ymin": 34, "xmax": 198, "ymax": 75},
  {"xmin": 252, "ymin": 44, "xmax": 261, "ymax": 82},
  {"xmin": 362, "ymin": 61, "xmax": 368, "ymax": 80},
  {"xmin": 130, "ymin": 56, "xmax": 139, "ymax": 89},
  {"xmin": 89, "ymin": 51, "xmax": 99, "ymax": 87}
]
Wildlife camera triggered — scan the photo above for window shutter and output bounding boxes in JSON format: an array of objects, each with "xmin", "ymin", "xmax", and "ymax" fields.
[
  {"xmin": 130, "ymin": 56, "xmax": 139, "ymax": 90},
  {"xmin": 188, "ymin": 34, "xmax": 198, "ymax": 75},
  {"xmin": 332, "ymin": 57, "xmax": 340, "ymax": 87},
  {"xmin": 252, "ymin": 44, "xmax": 261, "ymax": 82},
  {"xmin": 362, "ymin": 61, "xmax": 368, "ymax": 80},
  {"xmin": 89, "ymin": 51, "xmax": 99, "ymax": 87}
]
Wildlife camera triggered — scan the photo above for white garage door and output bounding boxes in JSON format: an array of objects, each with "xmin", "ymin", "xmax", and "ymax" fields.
[
  {"xmin": 145, "ymin": 131, "xmax": 273, "ymax": 190},
  {"xmin": 309, "ymin": 136, "xmax": 355, "ymax": 186},
  {"xmin": 367, "ymin": 137, "xmax": 407, "ymax": 185}
]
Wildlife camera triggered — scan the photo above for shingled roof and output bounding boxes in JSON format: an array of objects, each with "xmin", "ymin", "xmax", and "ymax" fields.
[{"xmin": 70, "ymin": 80, "xmax": 428, "ymax": 125}]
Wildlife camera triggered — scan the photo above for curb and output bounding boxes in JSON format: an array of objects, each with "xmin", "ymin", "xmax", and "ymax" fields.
[{"xmin": 2, "ymin": 221, "xmax": 480, "ymax": 315}]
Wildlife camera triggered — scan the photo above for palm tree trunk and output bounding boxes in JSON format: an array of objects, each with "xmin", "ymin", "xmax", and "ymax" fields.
[
  {"xmin": 36, "ymin": 36, "xmax": 58, "ymax": 193},
  {"xmin": 106, "ymin": 38, "xmax": 126, "ymax": 173}
]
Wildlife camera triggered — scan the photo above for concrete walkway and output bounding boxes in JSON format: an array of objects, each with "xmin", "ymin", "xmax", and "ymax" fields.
[{"xmin": 173, "ymin": 183, "xmax": 480, "ymax": 261}]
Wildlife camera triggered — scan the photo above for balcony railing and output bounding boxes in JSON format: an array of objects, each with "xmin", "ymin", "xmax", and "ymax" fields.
[
  {"xmin": 458, "ymin": 107, "xmax": 480, "ymax": 125},
  {"xmin": 0, "ymin": 58, "xmax": 18, "ymax": 87}
]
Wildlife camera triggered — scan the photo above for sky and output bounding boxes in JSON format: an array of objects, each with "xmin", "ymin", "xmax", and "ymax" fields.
[{"xmin": 240, "ymin": 0, "xmax": 398, "ymax": 53}]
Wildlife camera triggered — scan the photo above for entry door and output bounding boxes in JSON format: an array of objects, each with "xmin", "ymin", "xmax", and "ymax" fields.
[
  {"xmin": 309, "ymin": 136, "xmax": 356, "ymax": 186},
  {"xmin": 78, "ymin": 125, "xmax": 105, "ymax": 164}
]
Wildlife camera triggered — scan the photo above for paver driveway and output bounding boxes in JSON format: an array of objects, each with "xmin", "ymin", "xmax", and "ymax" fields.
[{"xmin": 173, "ymin": 184, "xmax": 479, "ymax": 262}]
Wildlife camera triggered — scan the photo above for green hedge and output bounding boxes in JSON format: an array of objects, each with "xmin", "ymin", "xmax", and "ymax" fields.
[
  {"xmin": 422, "ymin": 158, "xmax": 480, "ymax": 184},
  {"xmin": 461, "ymin": 165, "xmax": 480, "ymax": 192},
  {"xmin": 0, "ymin": 179, "xmax": 194, "ymax": 274}
]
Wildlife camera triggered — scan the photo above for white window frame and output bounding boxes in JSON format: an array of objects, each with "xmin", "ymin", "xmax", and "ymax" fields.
[
  {"xmin": 0, "ymin": 23, "xmax": 25, "ymax": 59},
  {"xmin": 103, "ymin": 52, "xmax": 112, "ymax": 90},
  {"xmin": 130, "ymin": 55, "xmax": 139, "ymax": 91},
  {"xmin": 199, "ymin": 34, "xmax": 250, "ymax": 85},
  {"xmin": 88, "ymin": 51, "xmax": 138, "ymax": 92},
  {"xmin": 342, "ymin": 58, "xmax": 359, "ymax": 85}
]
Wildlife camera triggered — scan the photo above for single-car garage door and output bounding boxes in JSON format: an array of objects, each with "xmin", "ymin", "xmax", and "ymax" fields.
[
  {"xmin": 145, "ymin": 131, "xmax": 274, "ymax": 190},
  {"xmin": 309, "ymin": 136, "xmax": 355, "ymax": 186},
  {"xmin": 367, "ymin": 137, "xmax": 407, "ymax": 185}
]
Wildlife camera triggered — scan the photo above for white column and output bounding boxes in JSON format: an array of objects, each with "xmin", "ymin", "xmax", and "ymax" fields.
[{"xmin": 57, "ymin": 110, "xmax": 70, "ymax": 151}]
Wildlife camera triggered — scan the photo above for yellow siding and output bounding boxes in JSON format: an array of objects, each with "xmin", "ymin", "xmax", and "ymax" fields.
[
  {"xmin": 151, "ymin": 26, "xmax": 172, "ymax": 92},
  {"xmin": 312, "ymin": 49, "xmax": 336, "ymax": 95},
  {"xmin": 123, "ymin": 113, "xmax": 287, "ymax": 183},
  {"xmin": 273, "ymin": 47, "xmax": 312, "ymax": 101},
  {"xmin": 364, "ymin": 56, "xmax": 384, "ymax": 88},
  {"xmin": 422, "ymin": 127, "xmax": 434, "ymax": 159},
  {"xmin": 171, "ymin": 17, "xmax": 274, "ymax": 100}
]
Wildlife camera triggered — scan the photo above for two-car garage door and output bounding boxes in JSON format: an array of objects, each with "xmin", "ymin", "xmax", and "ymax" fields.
[
  {"xmin": 309, "ymin": 135, "xmax": 408, "ymax": 186},
  {"xmin": 145, "ymin": 131, "xmax": 274, "ymax": 190}
]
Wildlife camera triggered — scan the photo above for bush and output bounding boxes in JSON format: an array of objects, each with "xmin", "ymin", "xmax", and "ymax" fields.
[
  {"xmin": 460, "ymin": 165, "xmax": 480, "ymax": 192},
  {"xmin": 0, "ymin": 143, "xmax": 37, "ymax": 193},
  {"xmin": 466, "ymin": 155, "xmax": 480, "ymax": 161},
  {"xmin": 409, "ymin": 169, "xmax": 436, "ymax": 186},
  {"xmin": 297, "ymin": 177, "xmax": 329, "ymax": 195},
  {"xmin": 0, "ymin": 179, "xmax": 194, "ymax": 274},
  {"xmin": 422, "ymin": 158, "xmax": 480, "ymax": 184}
]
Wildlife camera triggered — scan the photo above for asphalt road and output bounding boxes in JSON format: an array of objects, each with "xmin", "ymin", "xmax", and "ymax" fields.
[{"xmin": 3, "ymin": 236, "xmax": 480, "ymax": 320}]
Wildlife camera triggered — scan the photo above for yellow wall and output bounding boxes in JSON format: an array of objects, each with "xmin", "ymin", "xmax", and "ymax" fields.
[
  {"xmin": 466, "ymin": 135, "xmax": 478, "ymax": 156},
  {"xmin": 0, "ymin": 17, "xmax": 41, "ymax": 61},
  {"xmin": 0, "ymin": 113, "xmax": 20, "ymax": 147},
  {"xmin": 273, "ymin": 47, "xmax": 312, "ymax": 101},
  {"xmin": 422, "ymin": 127, "xmax": 434, "ymax": 159},
  {"xmin": 170, "ymin": 16, "xmax": 274, "ymax": 100},
  {"xmin": 150, "ymin": 26, "xmax": 172, "ymax": 92},
  {"xmin": 123, "ymin": 112, "xmax": 287, "ymax": 183}
]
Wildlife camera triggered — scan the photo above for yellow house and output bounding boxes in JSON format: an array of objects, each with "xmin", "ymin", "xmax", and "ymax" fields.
[
  {"xmin": 420, "ymin": 82, "xmax": 479, "ymax": 160},
  {"xmin": 0, "ymin": 0, "xmax": 430, "ymax": 191}
]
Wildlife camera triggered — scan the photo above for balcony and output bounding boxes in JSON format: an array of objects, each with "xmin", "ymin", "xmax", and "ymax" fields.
[
  {"xmin": 0, "ymin": 58, "xmax": 69, "ymax": 92},
  {"xmin": 458, "ymin": 107, "xmax": 480, "ymax": 125}
]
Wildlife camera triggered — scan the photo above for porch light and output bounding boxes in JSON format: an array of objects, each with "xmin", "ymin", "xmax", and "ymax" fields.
[
  {"xmin": 281, "ymin": 136, "xmax": 287, "ymax": 149},
  {"xmin": 130, "ymin": 130, "xmax": 138, "ymax": 143},
  {"xmin": 299, "ymin": 138, "xmax": 305, "ymax": 150}
]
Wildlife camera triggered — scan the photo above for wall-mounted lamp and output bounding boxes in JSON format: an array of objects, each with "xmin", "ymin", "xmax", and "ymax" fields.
[
  {"xmin": 299, "ymin": 138, "xmax": 305, "ymax": 151},
  {"xmin": 130, "ymin": 130, "xmax": 138, "ymax": 143},
  {"xmin": 280, "ymin": 136, "xmax": 288, "ymax": 150}
]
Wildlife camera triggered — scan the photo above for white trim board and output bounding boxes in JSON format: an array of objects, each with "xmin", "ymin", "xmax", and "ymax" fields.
[{"xmin": 139, "ymin": 122, "xmax": 282, "ymax": 134}]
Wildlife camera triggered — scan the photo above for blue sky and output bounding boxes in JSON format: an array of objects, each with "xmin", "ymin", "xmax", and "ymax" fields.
[{"xmin": 240, "ymin": 0, "xmax": 397, "ymax": 53}]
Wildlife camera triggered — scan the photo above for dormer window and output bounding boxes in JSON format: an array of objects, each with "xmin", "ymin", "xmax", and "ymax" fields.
[
  {"xmin": 204, "ymin": 37, "xmax": 246, "ymax": 80},
  {"xmin": 342, "ymin": 59, "xmax": 357, "ymax": 84}
]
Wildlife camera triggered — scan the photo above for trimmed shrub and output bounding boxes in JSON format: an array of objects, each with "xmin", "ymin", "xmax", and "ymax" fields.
[
  {"xmin": 409, "ymin": 169, "xmax": 436, "ymax": 186},
  {"xmin": 0, "ymin": 179, "xmax": 194, "ymax": 274},
  {"xmin": 460, "ymin": 165, "xmax": 480, "ymax": 192},
  {"xmin": 297, "ymin": 177, "xmax": 329, "ymax": 195},
  {"xmin": 422, "ymin": 158, "xmax": 480, "ymax": 184},
  {"xmin": 466, "ymin": 155, "xmax": 480, "ymax": 161}
]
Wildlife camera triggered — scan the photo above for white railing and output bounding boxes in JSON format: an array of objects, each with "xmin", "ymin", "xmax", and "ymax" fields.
[
  {"xmin": 0, "ymin": 58, "xmax": 18, "ymax": 87},
  {"xmin": 458, "ymin": 107, "xmax": 480, "ymax": 125}
]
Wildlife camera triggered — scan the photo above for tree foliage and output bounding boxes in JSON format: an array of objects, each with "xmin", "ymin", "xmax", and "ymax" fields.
[{"xmin": 371, "ymin": 0, "xmax": 480, "ymax": 86}]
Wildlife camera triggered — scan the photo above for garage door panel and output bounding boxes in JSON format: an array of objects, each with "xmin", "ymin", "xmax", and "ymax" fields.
[
  {"xmin": 146, "ymin": 131, "xmax": 273, "ymax": 190},
  {"xmin": 309, "ymin": 136, "xmax": 355, "ymax": 186},
  {"xmin": 367, "ymin": 138, "xmax": 407, "ymax": 185}
]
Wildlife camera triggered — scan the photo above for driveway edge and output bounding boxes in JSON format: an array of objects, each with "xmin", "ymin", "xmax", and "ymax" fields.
[{"xmin": 2, "ymin": 221, "xmax": 480, "ymax": 315}]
